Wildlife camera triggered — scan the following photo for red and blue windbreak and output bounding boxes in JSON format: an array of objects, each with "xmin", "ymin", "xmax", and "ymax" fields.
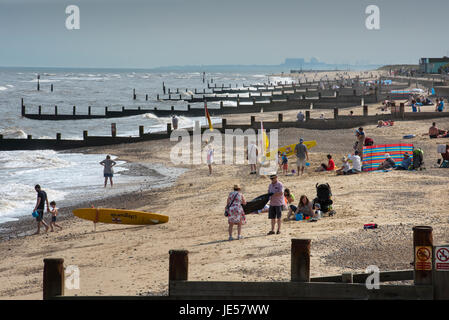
[{"xmin": 362, "ymin": 144, "xmax": 414, "ymax": 171}]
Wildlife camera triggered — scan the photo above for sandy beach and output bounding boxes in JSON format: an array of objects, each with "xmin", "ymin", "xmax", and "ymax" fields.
[{"xmin": 1, "ymin": 95, "xmax": 449, "ymax": 299}]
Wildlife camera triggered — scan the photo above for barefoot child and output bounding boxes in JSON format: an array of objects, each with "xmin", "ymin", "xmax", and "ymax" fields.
[
  {"xmin": 281, "ymin": 152, "xmax": 288, "ymax": 175},
  {"xmin": 49, "ymin": 201, "xmax": 62, "ymax": 231}
]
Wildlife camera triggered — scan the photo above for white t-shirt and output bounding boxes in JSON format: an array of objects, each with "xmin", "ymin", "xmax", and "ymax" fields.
[
  {"xmin": 349, "ymin": 155, "xmax": 362, "ymax": 171},
  {"xmin": 207, "ymin": 148, "xmax": 214, "ymax": 164},
  {"xmin": 248, "ymin": 143, "xmax": 258, "ymax": 164},
  {"xmin": 342, "ymin": 162, "xmax": 351, "ymax": 172}
]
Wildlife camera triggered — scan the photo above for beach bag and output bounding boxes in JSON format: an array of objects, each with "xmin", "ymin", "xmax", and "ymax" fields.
[
  {"xmin": 32, "ymin": 210, "xmax": 39, "ymax": 218},
  {"xmin": 224, "ymin": 193, "xmax": 238, "ymax": 217},
  {"xmin": 412, "ymin": 148, "xmax": 424, "ymax": 169},
  {"xmin": 364, "ymin": 137, "xmax": 374, "ymax": 146}
]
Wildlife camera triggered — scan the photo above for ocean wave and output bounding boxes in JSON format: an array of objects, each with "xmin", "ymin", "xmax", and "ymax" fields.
[{"xmin": 0, "ymin": 128, "xmax": 27, "ymax": 138}]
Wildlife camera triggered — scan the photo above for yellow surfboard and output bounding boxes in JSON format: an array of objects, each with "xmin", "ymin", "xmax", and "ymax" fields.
[
  {"xmin": 73, "ymin": 208, "xmax": 169, "ymax": 225},
  {"xmin": 266, "ymin": 140, "xmax": 317, "ymax": 159}
]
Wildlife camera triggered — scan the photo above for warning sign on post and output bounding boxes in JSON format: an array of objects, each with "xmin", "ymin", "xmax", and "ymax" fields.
[
  {"xmin": 435, "ymin": 246, "xmax": 449, "ymax": 271},
  {"xmin": 415, "ymin": 246, "xmax": 432, "ymax": 271}
]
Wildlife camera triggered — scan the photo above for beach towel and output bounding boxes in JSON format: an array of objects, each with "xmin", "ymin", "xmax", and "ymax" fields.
[
  {"xmin": 362, "ymin": 143, "xmax": 414, "ymax": 172},
  {"xmin": 242, "ymin": 193, "xmax": 271, "ymax": 214}
]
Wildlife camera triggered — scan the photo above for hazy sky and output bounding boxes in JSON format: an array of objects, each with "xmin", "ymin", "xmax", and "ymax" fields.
[{"xmin": 1, "ymin": 0, "xmax": 448, "ymax": 68}]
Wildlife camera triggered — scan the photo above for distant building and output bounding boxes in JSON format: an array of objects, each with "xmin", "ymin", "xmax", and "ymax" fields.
[
  {"xmin": 419, "ymin": 57, "xmax": 449, "ymax": 74},
  {"xmin": 283, "ymin": 58, "xmax": 306, "ymax": 66}
]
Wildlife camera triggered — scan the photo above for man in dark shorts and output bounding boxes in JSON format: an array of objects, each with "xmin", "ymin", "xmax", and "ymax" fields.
[
  {"xmin": 267, "ymin": 174, "xmax": 284, "ymax": 235},
  {"xmin": 33, "ymin": 184, "xmax": 49, "ymax": 234}
]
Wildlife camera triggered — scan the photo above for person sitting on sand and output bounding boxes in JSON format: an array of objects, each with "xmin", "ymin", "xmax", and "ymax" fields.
[
  {"xmin": 377, "ymin": 153, "xmax": 396, "ymax": 170},
  {"xmin": 49, "ymin": 201, "xmax": 62, "ymax": 232},
  {"xmin": 293, "ymin": 195, "xmax": 315, "ymax": 220},
  {"xmin": 394, "ymin": 153, "xmax": 412, "ymax": 170},
  {"xmin": 348, "ymin": 150, "xmax": 362, "ymax": 174},
  {"xmin": 441, "ymin": 145, "xmax": 449, "ymax": 162},
  {"xmin": 284, "ymin": 189, "xmax": 296, "ymax": 220},
  {"xmin": 316, "ymin": 154, "xmax": 335, "ymax": 172},
  {"xmin": 428, "ymin": 122, "xmax": 446, "ymax": 138},
  {"xmin": 297, "ymin": 111, "xmax": 305, "ymax": 122},
  {"xmin": 336, "ymin": 156, "xmax": 352, "ymax": 175},
  {"xmin": 226, "ymin": 184, "xmax": 246, "ymax": 241}
]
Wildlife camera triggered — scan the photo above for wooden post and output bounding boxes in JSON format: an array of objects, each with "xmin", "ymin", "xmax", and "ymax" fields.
[
  {"xmin": 37, "ymin": 74, "xmax": 40, "ymax": 91},
  {"xmin": 353, "ymin": 89, "xmax": 357, "ymax": 96},
  {"xmin": 73, "ymin": 106, "xmax": 76, "ymax": 116},
  {"xmin": 27, "ymin": 135, "xmax": 32, "ymax": 140},
  {"xmin": 400, "ymin": 103, "xmax": 405, "ymax": 119},
  {"xmin": 222, "ymin": 119, "xmax": 227, "ymax": 129},
  {"xmin": 139, "ymin": 126, "xmax": 144, "ymax": 138},
  {"xmin": 167, "ymin": 123, "xmax": 172, "ymax": 133},
  {"xmin": 291, "ymin": 239, "xmax": 311, "ymax": 282},
  {"xmin": 54, "ymin": 106, "xmax": 58, "ymax": 116},
  {"xmin": 51, "ymin": 84, "xmax": 53, "ymax": 92},
  {"xmin": 38, "ymin": 105, "xmax": 42, "ymax": 115},
  {"xmin": 334, "ymin": 108, "xmax": 339, "ymax": 119},
  {"xmin": 171, "ymin": 106, "xmax": 174, "ymax": 111},
  {"xmin": 220, "ymin": 101, "xmax": 223, "ymax": 109},
  {"xmin": 305, "ymin": 111, "xmax": 310, "ymax": 121},
  {"xmin": 237, "ymin": 98, "xmax": 240, "ymax": 107},
  {"xmin": 433, "ymin": 243, "xmax": 449, "ymax": 300},
  {"xmin": 363, "ymin": 105, "xmax": 368, "ymax": 117},
  {"xmin": 318, "ymin": 92, "xmax": 322, "ymax": 99},
  {"xmin": 43, "ymin": 258, "xmax": 64, "ymax": 300},
  {"xmin": 111, "ymin": 123, "xmax": 117, "ymax": 138},
  {"xmin": 122, "ymin": 106, "xmax": 125, "ymax": 112},
  {"xmin": 83, "ymin": 131, "xmax": 88, "ymax": 140},
  {"xmin": 0, "ymin": 134, "xmax": 3, "ymax": 139},
  {"xmin": 88, "ymin": 106, "xmax": 91, "ymax": 116},
  {"xmin": 162, "ymin": 82, "xmax": 166, "ymax": 94},
  {"xmin": 133, "ymin": 89, "xmax": 136, "ymax": 100},
  {"xmin": 105, "ymin": 106, "xmax": 108, "ymax": 114},
  {"xmin": 168, "ymin": 88, "xmax": 171, "ymax": 94},
  {"xmin": 169, "ymin": 94, "xmax": 171, "ymax": 100},
  {"xmin": 157, "ymin": 94, "xmax": 160, "ymax": 101},
  {"xmin": 169, "ymin": 249, "xmax": 189, "ymax": 296},
  {"xmin": 146, "ymin": 94, "xmax": 148, "ymax": 101},
  {"xmin": 278, "ymin": 113, "xmax": 283, "ymax": 122},
  {"xmin": 187, "ymin": 104, "xmax": 191, "ymax": 111},
  {"xmin": 342, "ymin": 273, "xmax": 353, "ymax": 283},
  {"xmin": 413, "ymin": 226, "xmax": 433, "ymax": 286},
  {"xmin": 250, "ymin": 116, "xmax": 255, "ymax": 126},
  {"xmin": 176, "ymin": 88, "xmax": 179, "ymax": 94},
  {"xmin": 269, "ymin": 97, "xmax": 273, "ymax": 104}
]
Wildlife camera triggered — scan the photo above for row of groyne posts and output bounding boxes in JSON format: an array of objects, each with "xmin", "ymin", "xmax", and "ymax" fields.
[{"xmin": 42, "ymin": 226, "xmax": 449, "ymax": 300}]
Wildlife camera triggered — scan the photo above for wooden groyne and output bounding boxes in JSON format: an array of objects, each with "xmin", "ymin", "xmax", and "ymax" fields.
[
  {"xmin": 42, "ymin": 226, "xmax": 448, "ymax": 300},
  {"xmin": 21, "ymin": 94, "xmax": 375, "ymax": 121},
  {"xmin": 5, "ymin": 105, "xmax": 449, "ymax": 151}
]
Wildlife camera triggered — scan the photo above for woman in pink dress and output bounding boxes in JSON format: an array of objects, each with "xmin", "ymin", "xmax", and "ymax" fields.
[{"xmin": 226, "ymin": 184, "xmax": 246, "ymax": 240}]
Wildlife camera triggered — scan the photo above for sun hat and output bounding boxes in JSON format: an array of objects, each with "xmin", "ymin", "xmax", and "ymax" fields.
[
  {"xmin": 385, "ymin": 153, "xmax": 390, "ymax": 158},
  {"xmin": 233, "ymin": 184, "xmax": 241, "ymax": 190},
  {"xmin": 269, "ymin": 174, "xmax": 277, "ymax": 179}
]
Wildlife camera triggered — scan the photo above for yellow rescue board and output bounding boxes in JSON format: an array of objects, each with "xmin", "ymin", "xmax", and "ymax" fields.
[
  {"xmin": 266, "ymin": 140, "xmax": 317, "ymax": 159},
  {"xmin": 73, "ymin": 208, "xmax": 169, "ymax": 225}
]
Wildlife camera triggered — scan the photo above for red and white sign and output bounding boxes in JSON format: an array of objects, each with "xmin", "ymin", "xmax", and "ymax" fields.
[
  {"xmin": 435, "ymin": 246, "xmax": 449, "ymax": 271},
  {"xmin": 415, "ymin": 246, "xmax": 432, "ymax": 271}
]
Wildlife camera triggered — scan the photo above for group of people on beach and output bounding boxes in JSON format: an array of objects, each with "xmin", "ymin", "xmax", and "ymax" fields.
[{"xmin": 225, "ymin": 173, "xmax": 324, "ymax": 240}]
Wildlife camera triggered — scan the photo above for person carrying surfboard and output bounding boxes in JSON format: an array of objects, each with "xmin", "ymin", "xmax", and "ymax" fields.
[{"xmin": 294, "ymin": 138, "xmax": 309, "ymax": 176}]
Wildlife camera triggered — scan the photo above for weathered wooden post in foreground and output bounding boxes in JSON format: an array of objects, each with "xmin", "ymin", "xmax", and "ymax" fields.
[
  {"xmin": 43, "ymin": 258, "xmax": 64, "ymax": 300},
  {"xmin": 139, "ymin": 126, "xmax": 144, "ymax": 138},
  {"xmin": 413, "ymin": 226, "xmax": 433, "ymax": 286},
  {"xmin": 334, "ymin": 108, "xmax": 339, "ymax": 119},
  {"xmin": 291, "ymin": 239, "xmax": 311, "ymax": 282},
  {"xmin": 400, "ymin": 103, "xmax": 405, "ymax": 119},
  {"xmin": 169, "ymin": 250, "xmax": 188, "ymax": 295},
  {"xmin": 305, "ymin": 111, "xmax": 310, "ymax": 122},
  {"xmin": 83, "ymin": 130, "xmax": 88, "ymax": 141}
]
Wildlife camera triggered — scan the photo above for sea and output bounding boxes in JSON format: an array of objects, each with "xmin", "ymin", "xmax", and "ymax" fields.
[{"xmin": 0, "ymin": 67, "xmax": 293, "ymax": 223}]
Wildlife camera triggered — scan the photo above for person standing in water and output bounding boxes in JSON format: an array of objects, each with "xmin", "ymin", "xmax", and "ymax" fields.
[
  {"xmin": 33, "ymin": 184, "xmax": 49, "ymax": 234},
  {"xmin": 100, "ymin": 155, "xmax": 117, "ymax": 187}
]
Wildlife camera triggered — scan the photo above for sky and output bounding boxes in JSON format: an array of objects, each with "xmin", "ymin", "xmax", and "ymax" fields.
[{"xmin": 0, "ymin": 0, "xmax": 448, "ymax": 68}]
